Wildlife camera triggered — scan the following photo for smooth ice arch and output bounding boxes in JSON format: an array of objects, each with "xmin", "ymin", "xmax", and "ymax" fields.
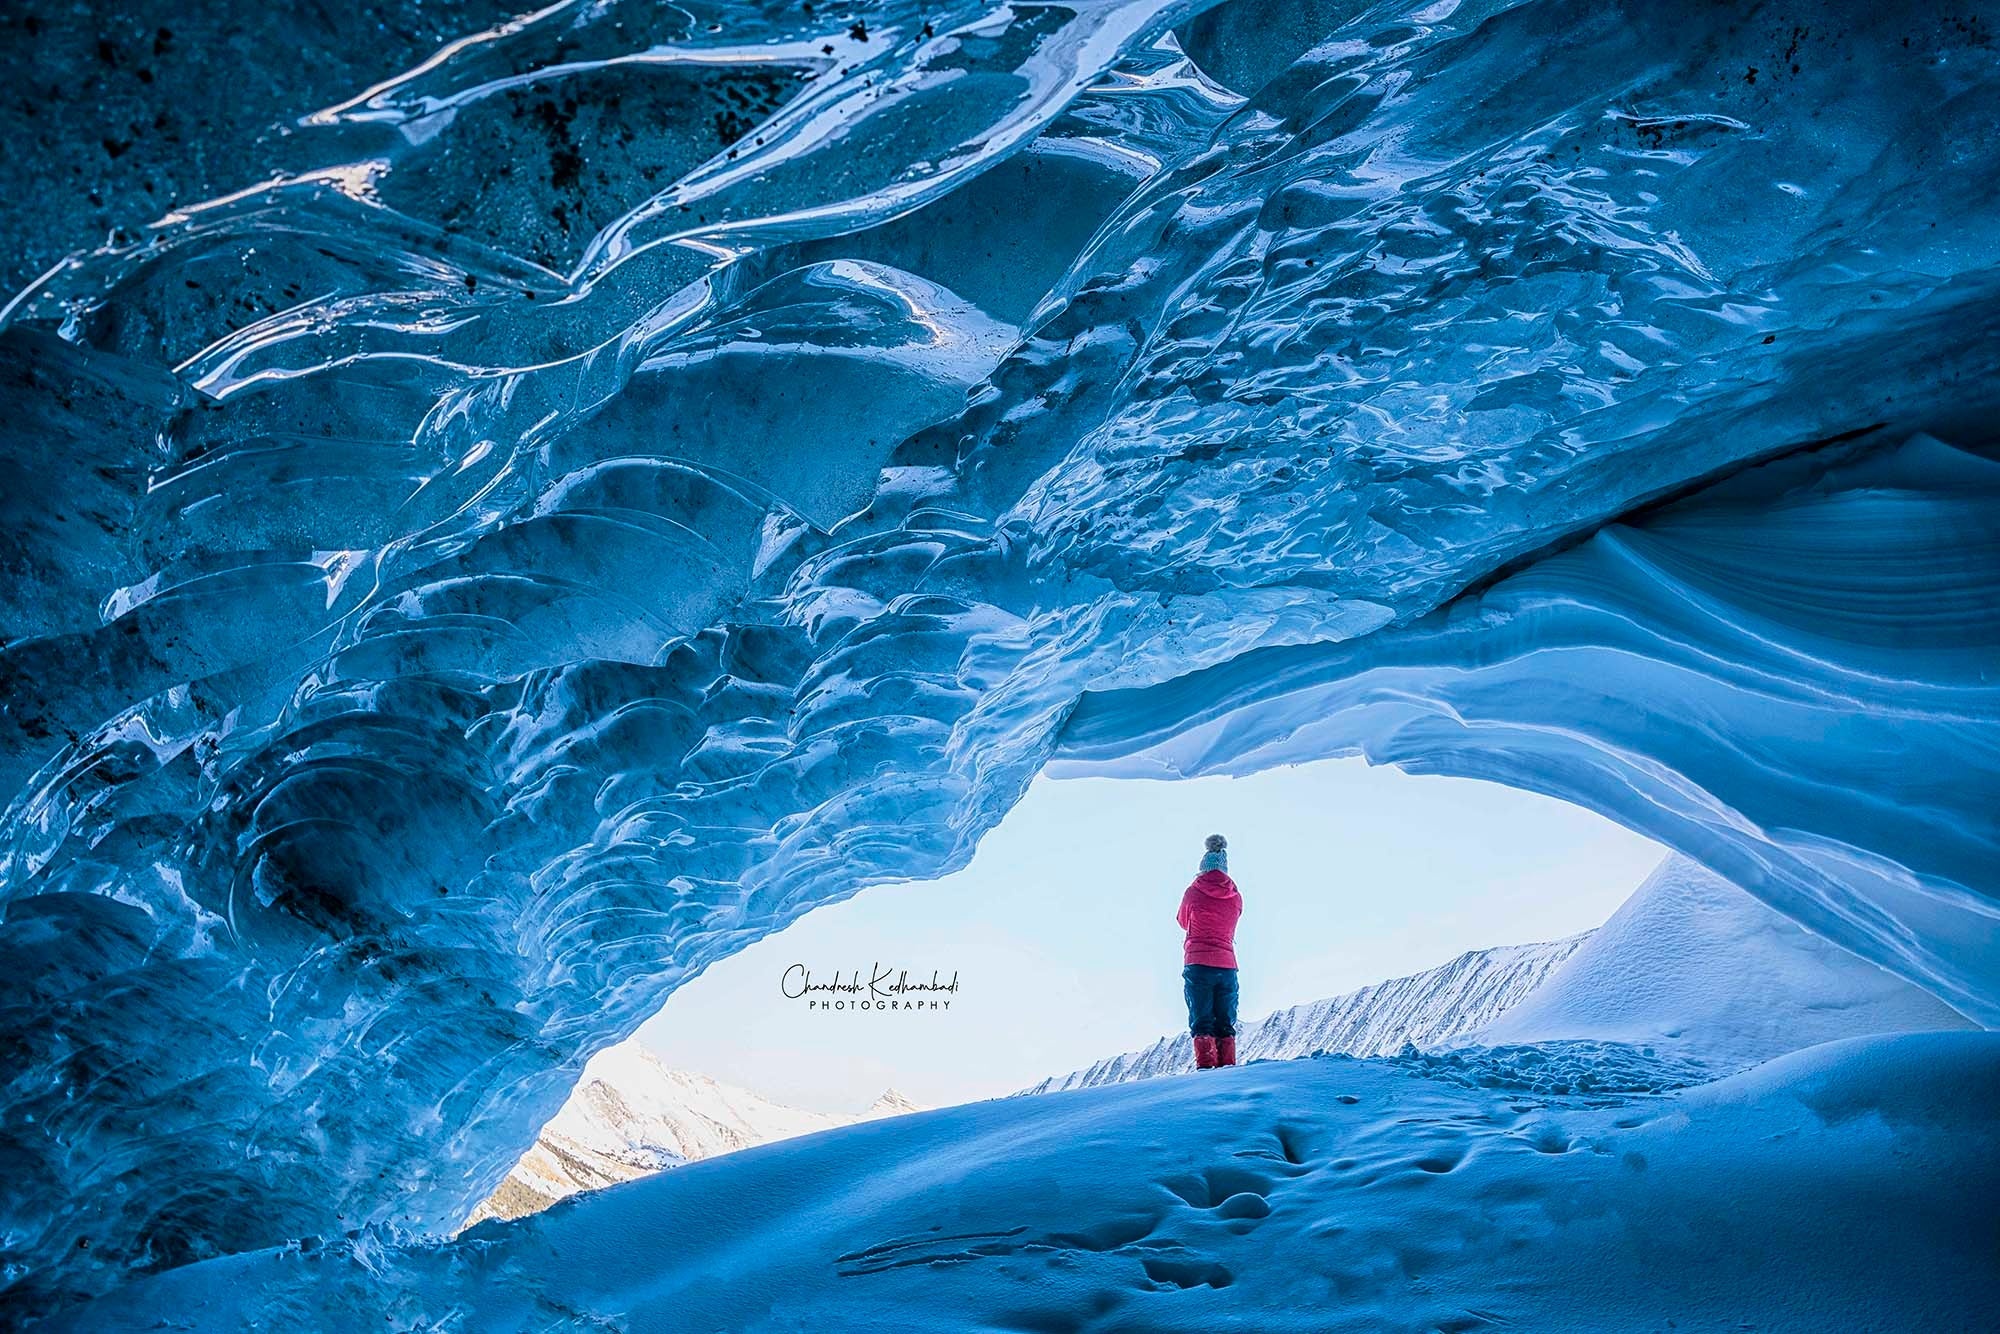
[{"xmin": 1, "ymin": 0, "xmax": 1996, "ymax": 1315}]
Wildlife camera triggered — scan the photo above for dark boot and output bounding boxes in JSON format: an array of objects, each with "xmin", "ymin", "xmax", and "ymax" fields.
[
  {"xmin": 1216, "ymin": 1035, "xmax": 1237, "ymax": 1067},
  {"xmin": 1193, "ymin": 1034, "xmax": 1219, "ymax": 1069}
]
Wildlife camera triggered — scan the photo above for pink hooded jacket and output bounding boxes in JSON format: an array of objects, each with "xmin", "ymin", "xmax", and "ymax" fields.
[{"xmin": 1177, "ymin": 869, "xmax": 1242, "ymax": 969}]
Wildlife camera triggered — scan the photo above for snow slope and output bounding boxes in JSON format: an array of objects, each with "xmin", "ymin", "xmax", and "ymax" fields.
[
  {"xmin": 65, "ymin": 1032, "xmax": 2000, "ymax": 1332},
  {"xmin": 469, "ymin": 1042, "xmax": 918, "ymax": 1224},
  {"xmin": 1472, "ymin": 856, "xmax": 1976, "ymax": 1070},
  {"xmin": 1026, "ymin": 934, "xmax": 1587, "ymax": 1094}
]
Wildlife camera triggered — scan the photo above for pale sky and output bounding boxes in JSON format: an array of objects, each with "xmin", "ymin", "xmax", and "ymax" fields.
[{"xmin": 637, "ymin": 759, "xmax": 1664, "ymax": 1110}]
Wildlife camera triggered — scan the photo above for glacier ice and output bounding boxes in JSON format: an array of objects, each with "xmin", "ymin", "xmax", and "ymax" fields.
[
  {"xmin": 2, "ymin": 0, "xmax": 1999, "ymax": 1314},
  {"xmin": 1055, "ymin": 434, "xmax": 2000, "ymax": 1021}
]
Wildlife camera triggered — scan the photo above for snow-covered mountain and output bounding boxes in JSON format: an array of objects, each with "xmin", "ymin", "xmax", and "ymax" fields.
[
  {"xmin": 1022, "ymin": 933, "xmax": 1589, "ymax": 1095},
  {"xmin": 1029, "ymin": 855, "xmax": 1976, "ymax": 1097},
  {"xmin": 469, "ymin": 1044, "xmax": 919, "ymax": 1224},
  {"xmin": 1468, "ymin": 855, "xmax": 1975, "ymax": 1068}
]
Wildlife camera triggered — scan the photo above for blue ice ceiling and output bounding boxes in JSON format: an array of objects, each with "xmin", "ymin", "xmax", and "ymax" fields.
[{"xmin": 2, "ymin": 0, "xmax": 1997, "ymax": 1315}]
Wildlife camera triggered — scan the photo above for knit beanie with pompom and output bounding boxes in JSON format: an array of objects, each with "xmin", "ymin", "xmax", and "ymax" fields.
[{"xmin": 1199, "ymin": 833, "xmax": 1228, "ymax": 874}]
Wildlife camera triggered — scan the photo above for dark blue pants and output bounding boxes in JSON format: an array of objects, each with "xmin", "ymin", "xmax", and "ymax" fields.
[{"xmin": 1183, "ymin": 964, "xmax": 1239, "ymax": 1038}]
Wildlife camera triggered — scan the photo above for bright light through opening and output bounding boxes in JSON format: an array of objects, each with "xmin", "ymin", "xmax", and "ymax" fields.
[{"xmin": 636, "ymin": 758, "xmax": 1666, "ymax": 1110}]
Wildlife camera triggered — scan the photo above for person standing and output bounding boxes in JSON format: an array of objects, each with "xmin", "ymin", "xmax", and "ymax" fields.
[{"xmin": 1177, "ymin": 833, "xmax": 1242, "ymax": 1069}]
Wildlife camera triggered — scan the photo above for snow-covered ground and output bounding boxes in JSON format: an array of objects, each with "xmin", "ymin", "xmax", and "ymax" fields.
[
  {"xmin": 467, "ymin": 1043, "xmax": 919, "ymax": 1224},
  {"xmin": 66, "ymin": 1032, "xmax": 2000, "ymax": 1331}
]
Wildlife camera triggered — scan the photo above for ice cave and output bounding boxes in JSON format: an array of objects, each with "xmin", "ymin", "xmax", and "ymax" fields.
[{"xmin": 1, "ymin": 0, "xmax": 1997, "ymax": 1327}]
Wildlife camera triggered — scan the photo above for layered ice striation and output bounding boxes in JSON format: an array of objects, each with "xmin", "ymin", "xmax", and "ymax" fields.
[{"xmin": 2, "ymin": 0, "xmax": 1999, "ymax": 1314}]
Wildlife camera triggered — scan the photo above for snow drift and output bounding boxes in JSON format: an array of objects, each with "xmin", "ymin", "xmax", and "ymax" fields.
[
  {"xmin": 1471, "ymin": 856, "xmax": 1975, "ymax": 1068},
  {"xmin": 2, "ymin": 0, "xmax": 1999, "ymax": 1313},
  {"xmin": 59, "ymin": 1033, "xmax": 2000, "ymax": 1331}
]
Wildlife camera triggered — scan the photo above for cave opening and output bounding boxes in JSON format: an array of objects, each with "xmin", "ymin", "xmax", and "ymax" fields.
[
  {"xmin": 469, "ymin": 730, "xmax": 1981, "ymax": 1230},
  {"xmin": 465, "ymin": 758, "xmax": 1664, "ymax": 1222}
]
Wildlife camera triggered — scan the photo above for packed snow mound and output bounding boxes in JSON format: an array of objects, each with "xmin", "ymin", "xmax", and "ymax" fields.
[
  {"xmin": 1027, "ymin": 933, "xmax": 1586, "ymax": 1093},
  {"xmin": 468, "ymin": 1041, "xmax": 919, "ymax": 1224},
  {"xmin": 5, "ymin": 0, "xmax": 2000, "ymax": 1310},
  {"xmin": 1471, "ymin": 856, "xmax": 1976, "ymax": 1070},
  {"xmin": 62, "ymin": 1033, "xmax": 2000, "ymax": 1332}
]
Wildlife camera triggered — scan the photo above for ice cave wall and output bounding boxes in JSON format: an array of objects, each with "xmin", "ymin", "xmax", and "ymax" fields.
[
  {"xmin": 1054, "ymin": 432, "xmax": 2000, "ymax": 1023},
  {"xmin": 1, "ymin": 0, "xmax": 1997, "ymax": 1315}
]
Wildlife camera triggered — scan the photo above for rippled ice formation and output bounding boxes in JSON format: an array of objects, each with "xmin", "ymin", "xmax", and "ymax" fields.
[{"xmin": 2, "ymin": 0, "xmax": 1998, "ymax": 1314}]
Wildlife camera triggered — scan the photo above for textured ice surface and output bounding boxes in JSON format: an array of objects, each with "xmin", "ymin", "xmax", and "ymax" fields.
[
  {"xmin": 3, "ymin": 0, "xmax": 2000, "ymax": 1313},
  {"xmin": 1382, "ymin": 1040, "xmax": 1716, "ymax": 1098},
  {"xmin": 1054, "ymin": 435, "xmax": 2000, "ymax": 1021}
]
